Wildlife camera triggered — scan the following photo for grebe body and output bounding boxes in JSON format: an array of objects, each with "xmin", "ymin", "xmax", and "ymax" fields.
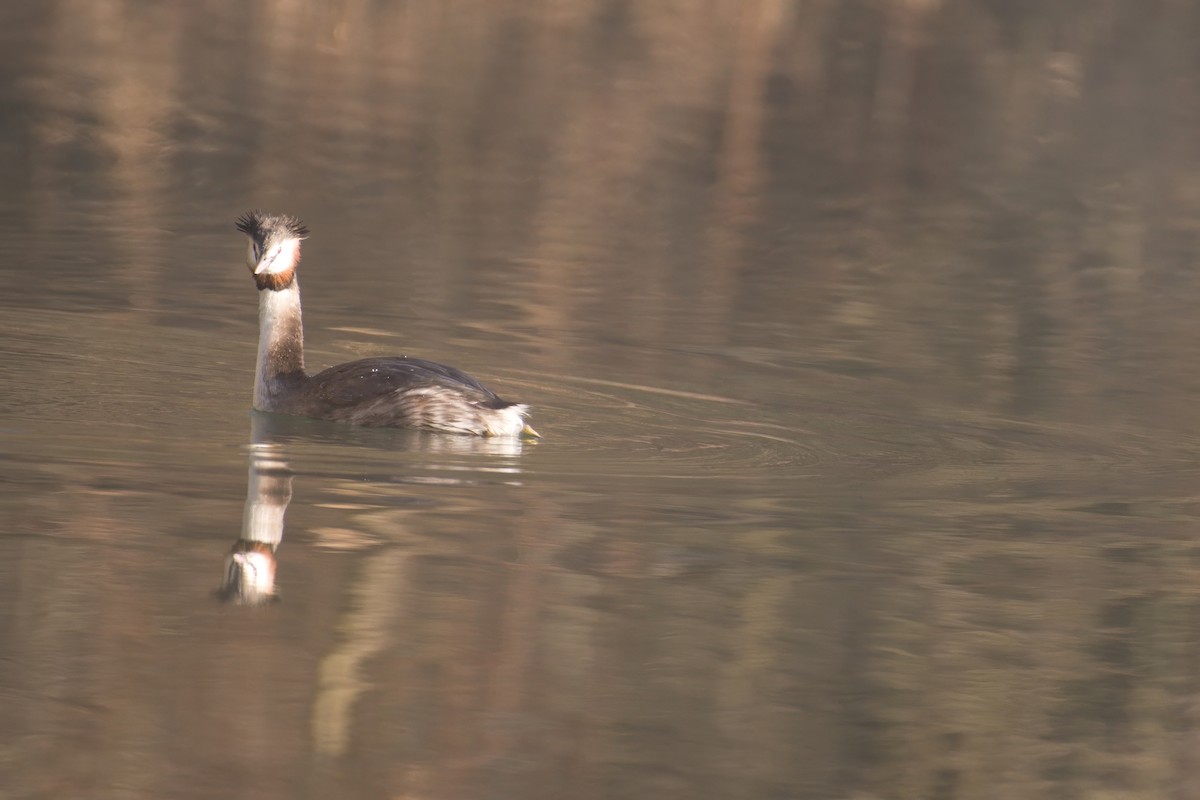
[{"xmin": 236, "ymin": 211, "xmax": 537, "ymax": 437}]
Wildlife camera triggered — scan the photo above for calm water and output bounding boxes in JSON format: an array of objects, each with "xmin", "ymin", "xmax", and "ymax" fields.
[{"xmin": 3, "ymin": 2, "xmax": 1200, "ymax": 798}]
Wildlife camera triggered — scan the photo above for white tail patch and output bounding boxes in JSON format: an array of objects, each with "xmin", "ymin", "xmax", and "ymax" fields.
[{"xmin": 483, "ymin": 404, "xmax": 533, "ymax": 437}]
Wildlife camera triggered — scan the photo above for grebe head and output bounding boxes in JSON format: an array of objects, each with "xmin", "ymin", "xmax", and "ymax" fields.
[
  {"xmin": 235, "ymin": 211, "xmax": 309, "ymax": 291},
  {"xmin": 218, "ymin": 541, "xmax": 279, "ymax": 605}
]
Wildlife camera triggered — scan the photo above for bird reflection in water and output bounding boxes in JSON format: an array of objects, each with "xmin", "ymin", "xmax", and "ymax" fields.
[
  {"xmin": 218, "ymin": 413, "xmax": 530, "ymax": 604},
  {"xmin": 219, "ymin": 421, "xmax": 291, "ymax": 605}
]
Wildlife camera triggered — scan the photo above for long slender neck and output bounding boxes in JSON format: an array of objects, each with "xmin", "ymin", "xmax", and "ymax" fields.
[{"xmin": 254, "ymin": 280, "xmax": 307, "ymax": 410}]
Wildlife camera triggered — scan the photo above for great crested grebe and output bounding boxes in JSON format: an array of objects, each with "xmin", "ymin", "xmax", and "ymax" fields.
[{"xmin": 235, "ymin": 211, "xmax": 538, "ymax": 437}]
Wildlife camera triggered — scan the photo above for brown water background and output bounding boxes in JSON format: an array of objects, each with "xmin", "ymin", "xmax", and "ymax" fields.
[{"xmin": 3, "ymin": 2, "xmax": 1200, "ymax": 798}]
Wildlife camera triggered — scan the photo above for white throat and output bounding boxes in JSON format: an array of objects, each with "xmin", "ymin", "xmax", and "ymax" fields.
[{"xmin": 254, "ymin": 281, "xmax": 304, "ymax": 410}]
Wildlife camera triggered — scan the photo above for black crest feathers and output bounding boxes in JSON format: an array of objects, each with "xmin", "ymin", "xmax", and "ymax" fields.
[{"xmin": 235, "ymin": 210, "xmax": 309, "ymax": 240}]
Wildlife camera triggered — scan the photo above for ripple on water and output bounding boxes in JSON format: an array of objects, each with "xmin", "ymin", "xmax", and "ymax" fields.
[
  {"xmin": 508, "ymin": 375, "xmax": 826, "ymax": 482},
  {"xmin": 501, "ymin": 373, "xmax": 1149, "ymax": 490}
]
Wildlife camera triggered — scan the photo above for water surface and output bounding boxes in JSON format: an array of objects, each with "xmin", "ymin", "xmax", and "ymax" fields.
[{"xmin": 3, "ymin": 2, "xmax": 1200, "ymax": 798}]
